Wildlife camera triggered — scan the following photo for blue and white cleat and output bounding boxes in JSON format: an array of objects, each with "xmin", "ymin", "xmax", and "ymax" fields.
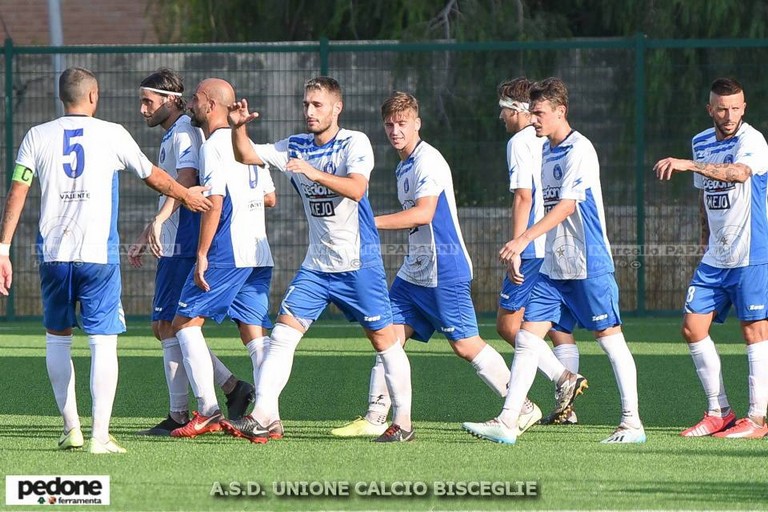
[
  {"xmin": 462, "ymin": 418, "xmax": 517, "ymax": 445},
  {"xmin": 601, "ymin": 424, "xmax": 646, "ymax": 444}
]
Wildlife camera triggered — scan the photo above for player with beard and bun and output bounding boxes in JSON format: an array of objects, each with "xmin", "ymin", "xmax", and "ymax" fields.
[
  {"xmin": 129, "ymin": 69, "xmax": 256, "ymax": 436},
  {"xmin": 0, "ymin": 67, "xmax": 210, "ymax": 454},
  {"xmin": 654, "ymin": 77, "xmax": 768, "ymax": 439},
  {"xmin": 463, "ymin": 77, "xmax": 645, "ymax": 445},
  {"xmin": 330, "ymin": 91, "xmax": 543, "ymax": 439},
  {"xmin": 166, "ymin": 78, "xmax": 276, "ymax": 439},
  {"xmin": 223, "ymin": 76, "xmax": 414, "ymax": 443}
]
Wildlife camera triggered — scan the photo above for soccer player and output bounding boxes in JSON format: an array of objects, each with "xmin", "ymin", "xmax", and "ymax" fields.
[
  {"xmin": 463, "ymin": 77, "xmax": 645, "ymax": 445},
  {"xmin": 128, "ymin": 69, "xmax": 255, "ymax": 436},
  {"xmin": 222, "ymin": 76, "xmax": 414, "ymax": 443},
  {"xmin": 496, "ymin": 77, "xmax": 580, "ymax": 425},
  {"xmin": 160, "ymin": 78, "xmax": 277, "ymax": 439},
  {"xmin": 653, "ymin": 77, "xmax": 768, "ymax": 439},
  {"xmin": 330, "ymin": 91, "xmax": 541, "ymax": 438},
  {"xmin": 0, "ymin": 67, "xmax": 210, "ymax": 454}
]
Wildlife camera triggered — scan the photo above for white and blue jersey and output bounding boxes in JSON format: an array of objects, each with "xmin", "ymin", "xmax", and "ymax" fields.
[
  {"xmin": 15, "ymin": 115, "xmax": 154, "ymax": 263},
  {"xmin": 156, "ymin": 115, "xmax": 203, "ymax": 258},
  {"xmin": 254, "ymin": 129, "xmax": 381, "ymax": 273},
  {"xmin": 393, "ymin": 141, "xmax": 472, "ymax": 287},
  {"xmin": 692, "ymin": 122, "xmax": 768, "ymax": 268},
  {"xmin": 201, "ymin": 128, "xmax": 274, "ymax": 269},
  {"xmin": 539, "ymin": 130, "xmax": 614, "ymax": 280},
  {"xmin": 508, "ymin": 125, "xmax": 546, "ymax": 259}
]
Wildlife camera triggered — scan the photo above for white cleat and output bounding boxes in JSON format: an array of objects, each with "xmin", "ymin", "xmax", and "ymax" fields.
[
  {"xmin": 88, "ymin": 435, "xmax": 127, "ymax": 454},
  {"xmin": 462, "ymin": 418, "xmax": 517, "ymax": 445},
  {"xmin": 515, "ymin": 402, "xmax": 543, "ymax": 437},
  {"xmin": 601, "ymin": 424, "xmax": 646, "ymax": 444}
]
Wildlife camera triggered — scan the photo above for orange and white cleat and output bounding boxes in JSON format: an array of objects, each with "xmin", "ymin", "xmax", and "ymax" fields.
[{"xmin": 680, "ymin": 410, "xmax": 736, "ymax": 437}]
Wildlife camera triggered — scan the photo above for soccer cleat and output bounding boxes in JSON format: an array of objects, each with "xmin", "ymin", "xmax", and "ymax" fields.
[
  {"xmin": 330, "ymin": 416, "xmax": 388, "ymax": 437},
  {"xmin": 601, "ymin": 424, "xmax": 646, "ymax": 444},
  {"xmin": 220, "ymin": 414, "xmax": 269, "ymax": 444},
  {"xmin": 267, "ymin": 419, "xmax": 284, "ymax": 440},
  {"xmin": 88, "ymin": 435, "xmax": 127, "ymax": 454},
  {"xmin": 136, "ymin": 415, "xmax": 188, "ymax": 436},
  {"xmin": 225, "ymin": 380, "xmax": 255, "ymax": 420},
  {"xmin": 680, "ymin": 410, "xmax": 737, "ymax": 437},
  {"xmin": 170, "ymin": 411, "xmax": 222, "ymax": 438},
  {"xmin": 712, "ymin": 417, "xmax": 768, "ymax": 439},
  {"xmin": 373, "ymin": 424, "xmax": 415, "ymax": 443},
  {"xmin": 57, "ymin": 427, "xmax": 84, "ymax": 450},
  {"xmin": 551, "ymin": 370, "xmax": 588, "ymax": 423},
  {"xmin": 539, "ymin": 408, "xmax": 579, "ymax": 425},
  {"xmin": 515, "ymin": 401, "xmax": 543, "ymax": 436},
  {"xmin": 462, "ymin": 418, "xmax": 517, "ymax": 445}
]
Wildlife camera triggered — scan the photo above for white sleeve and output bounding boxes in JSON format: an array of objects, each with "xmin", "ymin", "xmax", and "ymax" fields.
[
  {"xmin": 558, "ymin": 143, "xmax": 594, "ymax": 202},
  {"xmin": 174, "ymin": 129, "xmax": 200, "ymax": 173},
  {"xmin": 115, "ymin": 125, "xmax": 153, "ymax": 179},
  {"xmin": 200, "ymin": 144, "xmax": 226, "ymax": 197},
  {"xmin": 736, "ymin": 130, "xmax": 768, "ymax": 176},
  {"xmin": 15, "ymin": 129, "xmax": 37, "ymax": 175},
  {"xmin": 344, "ymin": 133, "xmax": 374, "ymax": 180},
  {"xmin": 412, "ymin": 153, "xmax": 444, "ymax": 200},
  {"xmin": 254, "ymin": 138, "xmax": 290, "ymax": 172},
  {"xmin": 507, "ymin": 137, "xmax": 535, "ymax": 191},
  {"xmin": 257, "ymin": 165, "xmax": 275, "ymax": 194}
]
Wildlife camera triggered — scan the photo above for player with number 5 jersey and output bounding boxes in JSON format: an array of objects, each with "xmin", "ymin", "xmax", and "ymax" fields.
[{"xmin": 0, "ymin": 67, "xmax": 210, "ymax": 455}]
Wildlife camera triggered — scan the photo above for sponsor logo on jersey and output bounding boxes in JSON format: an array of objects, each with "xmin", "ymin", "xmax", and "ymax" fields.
[
  {"xmin": 301, "ymin": 181, "xmax": 338, "ymax": 199},
  {"xmin": 59, "ymin": 190, "xmax": 90, "ymax": 202},
  {"xmin": 701, "ymin": 177, "xmax": 735, "ymax": 193}
]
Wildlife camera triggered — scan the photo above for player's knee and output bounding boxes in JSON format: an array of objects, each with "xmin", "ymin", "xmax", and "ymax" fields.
[{"xmin": 496, "ymin": 321, "xmax": 519, "ymax": 346}]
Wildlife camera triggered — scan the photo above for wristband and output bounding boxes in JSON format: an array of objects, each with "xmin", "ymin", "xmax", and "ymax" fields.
[{"xmin": 0, "ymin": 243, "xmax": 10, "ymax": 256}]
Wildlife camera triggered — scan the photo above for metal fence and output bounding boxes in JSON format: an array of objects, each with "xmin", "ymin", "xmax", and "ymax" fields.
[{"xmin": 3, "ymin": 36, "xmax": 768, "ymax": 321}]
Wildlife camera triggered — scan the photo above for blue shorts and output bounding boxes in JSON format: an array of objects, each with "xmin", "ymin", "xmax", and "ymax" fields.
[
  {"xmin": 389, "ymin": 277, "xmax": 479, "ymax": 342},
  {"xmin": 685, "ymin": 262, "xmax": 768, "ymax": 323},
  {"xmin": 498, "ymin": 258, "xmax": 544, "ymax": 312},
  {"xmin": 176, "ymin": 266, "xmax": 273, "ymax": 327},
  {"xmin": 524, "ymin": 273, "xmax": 622, "ymax": 333},
  {"xmin": 279, "ymin": 266, "xmax": 393, "ymax": 331},
  {"xmin": 39, "ymin": 262, "xmax": 125, "ymax": 335},
  {"xmin": 152, "ymin": 257, "xmax": 195, "ymax": 322}
]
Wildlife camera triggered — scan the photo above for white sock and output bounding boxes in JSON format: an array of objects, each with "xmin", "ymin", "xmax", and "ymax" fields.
[
  {"xmin": 176, "ymin": 326, "xmax": 218, "ymax": 416},
  {"xmin": 470, "ymin": 343, "xmax": 511, "ymax": 397},
  {"xmin": 46, "ymin": 333, "xmax": 80, "ymax": 433},
  {"xmin": 688, "ymin": 336, "xmax": 729, "ymax": 414},
  {"xmin": 365, "ymin": 354, "xmax": 391, "ymax": 424},
  {"xmin": 252, "ymin": 323, "xmax": 302, "ymax": 424},
  {"xmin": 536, "ymin": 340, "xmax": 568, "ymax": 383},
  {"xmin": 597, "ymin": 333, "xmax": 641, "ymax": 427},
  {"xmin": 378, "ymin": 340, "xmax": 412, "ymax": 431},
  {"xmin": 161, "ymin": 337, "xmax": 189, "ymax": 413},
  {"xmin": 246, "ymin": 336, "xmax": 268, "ymax": 395},
  {"xmin": 89, "ymin": 335, "xmax": 118, "ymax": 443},
  {"xmin": 499, "ymin": 329, "xmax": 546, "ymax": 428},
  {"xmin": 209, "ymin": 349, "xmax": 233, "ymax": 388},
  {"xmin": 553, "ymin": 343, "xmax": 580, "ymax": 373},
  {"xmin": 747, "ymin": 340, "xmax": 768, "ymax": 419}
]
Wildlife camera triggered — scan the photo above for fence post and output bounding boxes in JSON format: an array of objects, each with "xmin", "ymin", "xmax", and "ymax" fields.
[
  {"xmin": 634, "ymin": 32, "xmax": 646, "ymax": 315},
  {"xmin": 319, "ymin": 37, "xmax": 329, "ymax": 76},
  {"xmin": 4, "ymin": 38, "xmax": 15, "ymax": 321}
]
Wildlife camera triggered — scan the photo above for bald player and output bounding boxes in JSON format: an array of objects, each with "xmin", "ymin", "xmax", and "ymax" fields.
[{"xmin": 166, "ymin": 78, "xmax": 277, "ymax": 439}]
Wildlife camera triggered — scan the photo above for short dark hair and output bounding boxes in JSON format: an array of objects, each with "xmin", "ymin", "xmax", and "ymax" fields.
[
  {"xmin": 530, "ymin": 77, "xmax": 569, "ymax": 112},
  {"xmin": 381, "ymin": 91, "xmax": 419, "ymax": 121},
  {"xmin": 140, "ymin": 67, "xmax": 186, "ymax": 109},
  {"xmin": 497, "ymin": 77, "xmax": 532, "ymax": 102},
  {"xmin": 305, "ymin": 76, "xmax": 342, "ymax": 100},
  {"xmin": 59, "ymin": 67, "xmax": 97, "ymax": 105},
  {"xmin": 710, "ymin": 77, "xmax": 743, "ymax": 97}
]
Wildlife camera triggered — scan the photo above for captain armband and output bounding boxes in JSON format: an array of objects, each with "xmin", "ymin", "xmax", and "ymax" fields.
[{"xmin": 12, "ymin": 164, "xmax": 34, "ymax": 186}]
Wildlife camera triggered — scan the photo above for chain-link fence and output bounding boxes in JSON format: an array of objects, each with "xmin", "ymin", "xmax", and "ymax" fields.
[{"xmin": 3, "ymin": 36, "xmax": 766, "ymax": 321}]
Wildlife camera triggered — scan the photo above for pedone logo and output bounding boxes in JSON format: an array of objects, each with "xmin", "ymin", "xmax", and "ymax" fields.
[{"xmin": 6, "ymin": 475, "xmax": 110, "ymax": 506}]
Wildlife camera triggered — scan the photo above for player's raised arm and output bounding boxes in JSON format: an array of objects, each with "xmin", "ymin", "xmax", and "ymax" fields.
[{"xmin": 228, "ymin": 99, "xmax": 265, "ymax": 166}]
